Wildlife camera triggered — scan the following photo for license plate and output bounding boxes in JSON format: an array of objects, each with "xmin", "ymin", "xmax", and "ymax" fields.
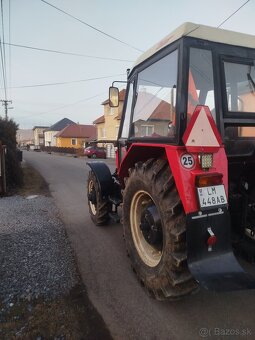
[{"xmin": 197, "ymin": 185, "xmax": 227, "ymax": 210}]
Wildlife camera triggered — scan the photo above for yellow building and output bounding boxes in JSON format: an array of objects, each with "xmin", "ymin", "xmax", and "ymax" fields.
[
  {"xmin": 55, "ymin": 124, "xmax": 96, "ymax": 149},
  {"xmin": 94, "ymin": 89, "xmax": 125, "ymax": 158}
]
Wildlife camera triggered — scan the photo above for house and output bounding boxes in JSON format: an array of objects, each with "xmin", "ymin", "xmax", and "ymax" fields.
[
  {"xmin": 133, "ymin": 91, "xmax": 173, "ymax": 137},
  {"xmin": 55, "ymin": 124, "xmax": 96, "ymax": 148},
  {"xmin": 44, "ymin": 118, "xmax": 75, "ymax": 147},
  {"xmin": 33, "ymin": 126, "xmax": 49, "ymax": 147},
  {"xmin": 93, "ymin": 89, "xmax": 126, "ymax": 158}
]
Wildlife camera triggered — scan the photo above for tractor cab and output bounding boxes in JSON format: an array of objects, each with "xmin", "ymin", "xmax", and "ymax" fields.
[{"xmin": 88, "ymin": 23, "xmax": 255, "ymax": 299}]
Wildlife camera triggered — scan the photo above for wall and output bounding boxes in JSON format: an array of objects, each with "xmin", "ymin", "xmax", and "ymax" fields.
[
  {"xmin": 34, "ymin": 128, "xmax": 46, "ymax": 146},
  {"xmin": 94, "ymin": 101, "xmax": 124, "ymax": 157},
  {"xmin": 44, "ymin": 131, "xmax": 57, "ymax": 146},
  {"xmin": 56, "ymin": 137, "xmax": 86, "ymax": 148}
]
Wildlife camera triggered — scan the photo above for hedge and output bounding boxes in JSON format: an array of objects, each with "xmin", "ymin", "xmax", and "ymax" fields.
[{"xmin": 0, "ymin": 117, "xmax": 23, "ymax": 190}]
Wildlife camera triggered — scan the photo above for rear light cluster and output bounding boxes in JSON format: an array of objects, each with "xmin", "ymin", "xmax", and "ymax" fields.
[{"xmin": 195, "ymin": 173, "xmax": 223, "ymax": 187}]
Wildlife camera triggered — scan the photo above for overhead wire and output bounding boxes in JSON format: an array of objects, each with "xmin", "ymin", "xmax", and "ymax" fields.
[
  {"xmin": 0, "ymin": 37, "xmax": 6, "ymax": 99},
  {"xmin": 17, "ymin": 91, "xmax": 106, "ymax": 119},
  {"xmin": 8, "ymin": 0, "xmax": 11, "ymax": 97},
  {"xmin": 4, "ymin": 42, "xmax": 134, "ymax": 62},
  {"xmin": 40, "ymin": 0, "xmax": 144, "ymax": 53},
  {"xmin": 217, "ymin": 0, "xmax": 250, "ymax": 28},
  {"xmin": 9, "ymin": 73, "xmax": 126, "ymax": 89},
  {"xmin": 0, "ymin": 0, "xmax": 7, "ymax": 99}
]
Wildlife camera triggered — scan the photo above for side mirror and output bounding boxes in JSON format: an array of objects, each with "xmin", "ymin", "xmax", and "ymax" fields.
[{"xmin": 109, "ymin": 86, "xmax": 119, "ymax": 107}]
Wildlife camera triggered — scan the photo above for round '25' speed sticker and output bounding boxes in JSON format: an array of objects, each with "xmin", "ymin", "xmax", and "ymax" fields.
[{"xmin": 180, "ymin": 153, "xmax": 195, "ymax": 169}]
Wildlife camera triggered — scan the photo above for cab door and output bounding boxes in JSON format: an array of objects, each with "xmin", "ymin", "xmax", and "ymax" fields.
[{"xmin": 117, "ymin": 80, "xmax": 134, "ymax": 166}]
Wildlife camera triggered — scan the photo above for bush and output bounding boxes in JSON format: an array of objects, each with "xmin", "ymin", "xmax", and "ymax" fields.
[{"xmin": 0, "ymin": 117, "xmax": 23, "ymax": 190}]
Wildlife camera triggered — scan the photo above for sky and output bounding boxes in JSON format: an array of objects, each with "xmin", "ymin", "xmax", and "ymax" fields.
[{"xmin": 1, "ymin": 0, "xmax": 255, "ymax": 129}]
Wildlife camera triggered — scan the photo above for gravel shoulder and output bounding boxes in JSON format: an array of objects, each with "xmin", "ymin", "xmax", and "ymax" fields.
[{"xmin": 0, "ymin": 162, "xmax": 112, "ymax": 339}]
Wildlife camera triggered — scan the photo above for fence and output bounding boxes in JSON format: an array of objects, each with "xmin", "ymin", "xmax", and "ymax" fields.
[{"xmin": 41, "ymin": 146, "xmax": 84, "ymax": 156}]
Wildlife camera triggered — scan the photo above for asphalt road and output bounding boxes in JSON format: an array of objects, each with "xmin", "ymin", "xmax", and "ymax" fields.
[{"xmin": 24, "ymin": 151, "xmax": 255, "ymax": 340}]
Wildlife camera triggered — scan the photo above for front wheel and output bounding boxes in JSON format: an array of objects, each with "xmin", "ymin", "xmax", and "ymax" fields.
[
  {"xmin": 87, "ymin": 171, "xmax": 109, "ymax": 226},
  {"xmin": 123, "ymin": 159, "xmax": 197, "ymax": 300}
]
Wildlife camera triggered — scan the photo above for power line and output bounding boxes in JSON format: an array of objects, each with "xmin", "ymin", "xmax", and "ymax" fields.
[
  {"xmin": 217, "ymin": 0, "xmax": 250, "ymax": 28},
  {"xmin": 17, "ymin": 92, "xmax": 105, "ymax": 119},
  {"xmin": 0, "ymin": 0, "xmax": 7, "ymax": 99},
  {"xmin": 40, "ymin": 0, "xmax": 143, "ymax": 53},
  {"xmin": 0, "ymin": 0, "xmax": 7, "ymax": 84},
  {"xmin": 8, "ymin": 0, "xmax": 11, "ymax": 97},
  {"xmin": 9, "ymin": 73, "xmax": 126, "ymax": 89},
  {"xmin": 4, "ymin": 42, "xmax": 134, "ymax": 63},
  {"xmin": 0, "ymin": 36, "xmax": 7, "ymax": 99}
]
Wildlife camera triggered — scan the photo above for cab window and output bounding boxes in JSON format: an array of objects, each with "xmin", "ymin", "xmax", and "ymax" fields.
[
  {"xmin": 188, "ymin": 48, "xmax": 215, "ymax": 122},
  {"xmin": 121, "ymin": 82, "xmax": 133, "ymax": 139},
  {"xmin": 224, "ymin": 60, "xmax": 255, "ymax": 113},
  {"xmin": 131, "ymin": 50, "xmax": 178, "ymax": 139}
]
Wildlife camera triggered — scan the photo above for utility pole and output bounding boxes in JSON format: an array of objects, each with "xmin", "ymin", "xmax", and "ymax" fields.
[{"xmin": 0, "ymin": 100, "xmax": 13, "ymax": 120}]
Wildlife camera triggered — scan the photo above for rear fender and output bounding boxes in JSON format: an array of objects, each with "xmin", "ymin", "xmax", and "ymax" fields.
[
  {"xmin": 186, "ymin": 208, "xmax": 255, "ymax": 291},
  {"xmin": 87, "ymin": 162, "xmax": 113, "ymax": 198},
  {"xmin": 118, "ymin": 143, "xmax": 227, "ymax": 214}
]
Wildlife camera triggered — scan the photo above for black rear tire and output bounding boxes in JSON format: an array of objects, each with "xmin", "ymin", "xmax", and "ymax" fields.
[
  {"xmin": 123, "ymin": 159, "xmax": 197, "ymax": 300},
  {"xmin": 87, "ymin": 171, "xmax": 110, "ymax": 226}
]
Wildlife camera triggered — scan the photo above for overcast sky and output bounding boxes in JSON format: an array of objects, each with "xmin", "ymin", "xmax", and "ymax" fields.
[{"xmin": 1, "ymin": 0, "xmax": 255, "ymax": 128}]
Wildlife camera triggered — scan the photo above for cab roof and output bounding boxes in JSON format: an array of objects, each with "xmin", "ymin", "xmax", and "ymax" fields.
[{"xmin": 133, "ymin": 22, "xmax": 255, "ymax": 68}]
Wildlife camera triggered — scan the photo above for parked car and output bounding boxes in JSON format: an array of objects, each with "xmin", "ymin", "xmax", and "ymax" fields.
[{"xmin": 84, "ymin": 145, "xmax": 106, "ymax": 159}]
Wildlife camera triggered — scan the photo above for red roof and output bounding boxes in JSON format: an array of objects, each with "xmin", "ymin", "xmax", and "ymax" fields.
[
  {"xmin": 93, "ymin": 115, "xmax": 105, "ymax": 124},
  {"xmin": 55, "ymin": 124, "xmax": 96, "ymax": 141},
  {"xmin": 134, "ymin": 91, "xmax": 172, "ymax": 121},
  {"xmin": 150, "ymin": 100, "xmax": 172, "ymax": 120},
  {"xmin": 101, "ymin": 89, "xmax": 126, "ymax": 105}
]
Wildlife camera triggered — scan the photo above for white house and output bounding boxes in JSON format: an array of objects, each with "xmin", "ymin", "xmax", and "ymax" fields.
[{"xmin": 44, "ymin": 118, "xmax": 75, "ymax": 147}]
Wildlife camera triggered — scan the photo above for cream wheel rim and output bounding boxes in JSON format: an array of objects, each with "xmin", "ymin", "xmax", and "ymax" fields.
[
  {"xmin": 88, "ymin": 180, "xmax": 97, "ymax": 215},
  {"xmin": 130, "ymin": 190, "xmax": 162, "ymax": 267}
]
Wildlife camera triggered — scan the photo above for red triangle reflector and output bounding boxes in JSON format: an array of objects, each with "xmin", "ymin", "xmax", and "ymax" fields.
[{"xmin": 182, "ymin": 106, "xmax": 222, "ymax": 152}]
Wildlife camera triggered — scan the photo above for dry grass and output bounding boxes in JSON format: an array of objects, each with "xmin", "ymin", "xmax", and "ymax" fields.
[
  {"xmin": 0, "ymin": 284, "xmax": 112, "ymax": 340},
  {"xmin": 17, "ymin": 163, "xmax": 49, "ymax": 197}
]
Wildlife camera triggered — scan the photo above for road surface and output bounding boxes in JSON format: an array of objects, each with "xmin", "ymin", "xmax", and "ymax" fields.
[{"xmin": 24, "ymin": 151, "xmax": 255, "ymax": 340}]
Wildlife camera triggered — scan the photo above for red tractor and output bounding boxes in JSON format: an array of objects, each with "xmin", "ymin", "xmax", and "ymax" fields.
[{"xmin": 87, "ymin": 22, "xmax": 255, "ymax": 299}]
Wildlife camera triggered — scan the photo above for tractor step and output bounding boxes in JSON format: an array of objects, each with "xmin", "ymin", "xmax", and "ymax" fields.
[{"xmin": 109, "ymin": 195, "xmax": 122, "ymax": 206}]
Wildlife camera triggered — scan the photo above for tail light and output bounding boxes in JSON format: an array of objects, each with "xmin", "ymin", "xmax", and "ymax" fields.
[
  {"xmin": 207, "ymin": 227, "xmax": 217, "ymax": 252},
  {"xmin": 196, "ymin": 173, "xmax": 223, "ymax": 187}
]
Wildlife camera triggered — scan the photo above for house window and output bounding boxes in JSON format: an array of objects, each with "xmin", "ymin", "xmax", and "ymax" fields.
[
  {"xmin": 141, "ymin": 125, "xmax": 154, "ymax": 137},
  {"xmin": 100, "ymin": 128, "xmax": 106, "ymax": 138},
  {"xmin": 71, "ymin": 138, "xmax": 77, "ymax": 146}
]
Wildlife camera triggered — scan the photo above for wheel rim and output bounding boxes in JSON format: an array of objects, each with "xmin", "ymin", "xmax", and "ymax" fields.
[
  {"xmin": 88, "ymin": 180, "xmax": 97, "ymax": 215},
  {"xmin": 130, "ymin": 190, "xmax": 163, "ymax": 267}
]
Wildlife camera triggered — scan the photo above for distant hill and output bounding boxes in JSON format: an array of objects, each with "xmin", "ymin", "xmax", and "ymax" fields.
[{"xmin": 17, "ymin": 129, "xmax": 34, "ymax": 145}]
